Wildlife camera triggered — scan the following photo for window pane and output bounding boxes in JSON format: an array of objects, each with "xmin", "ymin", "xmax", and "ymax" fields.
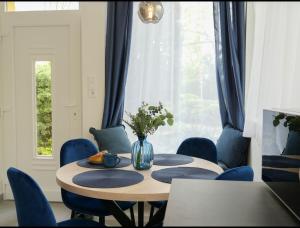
[
  {"xmin": 124, "ymin": 2, "xmax": 221, "ymax": 153},
  {"xmin": 35, "ymin": 61, "xmax": 52, "ymax": 156},
  {"xmin": 6, "ymin": 2, "xmax": 79, "ymax": 12}
]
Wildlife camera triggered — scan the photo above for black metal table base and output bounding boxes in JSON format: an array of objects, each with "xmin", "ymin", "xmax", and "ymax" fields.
[
  {"xmin": 102, "ymin": 200, "xmax": 167, "ymax": 227},
  {"xmin": 138, "ymin": 202, "xmax": 144, "ymax": 227},
  {"xmin": 146, "ymin": 204, "xmax": 167, "ymax": 227}
]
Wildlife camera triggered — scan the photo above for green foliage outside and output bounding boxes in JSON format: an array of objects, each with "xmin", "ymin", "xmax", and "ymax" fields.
[{"xmin": 36, "ymin": 62, "xmax": 52, "ymax": 156}]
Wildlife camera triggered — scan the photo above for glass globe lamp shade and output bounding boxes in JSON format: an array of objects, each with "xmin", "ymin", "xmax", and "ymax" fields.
[{"xmin": 138, "ymin": 1, "xmax": 164, "ymax": 24}]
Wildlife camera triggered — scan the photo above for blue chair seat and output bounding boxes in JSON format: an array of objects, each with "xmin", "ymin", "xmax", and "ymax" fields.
[
  {"xmin": 57, "ymin": 219, "xmax": 100, "ymax": 227},
  {"xmin": 148, "ymin": 201, "xmax": 166, "ymax": 209},
  {"xmin": 63, "ymin": 190, "xmax": 134, "ymax": 216},
  {"xmin": 215, "ymin": 166, "xmax": 254, "ymax": 181}
]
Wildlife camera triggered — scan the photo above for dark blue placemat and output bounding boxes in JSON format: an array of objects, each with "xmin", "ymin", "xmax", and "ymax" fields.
[
  {"xmin": 73, "ymin": 169, "xmax": 144, "ymax": 188},
  {"xmin": 151, "ymin": 167, "xmax": 219, "ymax": 184},
  {"xmin": 262, "ymin": 168, "xmax": 299, "ymax": 182},
  {"xmin": 77, "ymin": 156, "xmax": 131, "ymax": 169},
  {"xmin": 263, "ymin": 155, "xmax": 300, "ymax": 168},
  {"xmin": 153, "ymin": 154, "xmax": 194, "ymax": 166}
]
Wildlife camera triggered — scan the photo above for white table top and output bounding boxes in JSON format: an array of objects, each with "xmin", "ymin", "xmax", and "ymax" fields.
[
  {"xmin": 164, "ymin": 179, "xmax": 299, "ymax": 226},
  {"xmin": 56, "ymin": 153, "xmax": 223, "ymax": 202}
]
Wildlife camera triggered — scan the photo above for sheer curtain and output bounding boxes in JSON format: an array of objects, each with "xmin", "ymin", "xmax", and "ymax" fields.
[{"xmin": 124, "ymin": 2, "xmax": 221, "ymax": 154}]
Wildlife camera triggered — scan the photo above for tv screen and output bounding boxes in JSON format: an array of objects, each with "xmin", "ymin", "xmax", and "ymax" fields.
[{"xmin": 262, "ymin": 109, "xmax": 300, "ymax": 221}]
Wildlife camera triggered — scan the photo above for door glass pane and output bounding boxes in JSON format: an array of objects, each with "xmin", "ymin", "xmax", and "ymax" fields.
[
  {"xmin": 35, "ymin": 61, "xmax": 52, "ymax": 156},
  {"xmin": 6, "ymin": 2, "xmax": 79, "ymax": 12}
]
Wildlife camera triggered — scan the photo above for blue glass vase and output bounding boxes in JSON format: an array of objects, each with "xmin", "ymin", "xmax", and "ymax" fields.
[{"xmin": 131, "ymin": 136, "xmax": 154, "ymax": 170}]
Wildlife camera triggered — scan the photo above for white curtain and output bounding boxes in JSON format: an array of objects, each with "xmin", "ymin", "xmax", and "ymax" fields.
[
  {"xmin": 124, "ymin": 2, "xmax": 221, "ymax": 154},
  {"xmin": 244, "ymin": 2, "xmax": 300, "ymax": 140},
  {"xmin": 243, "ymin": 2, "xmax": 300, "ymax": 180}
]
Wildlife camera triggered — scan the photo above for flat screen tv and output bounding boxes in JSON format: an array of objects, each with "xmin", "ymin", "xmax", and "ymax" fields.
[{"xmin": 262, "ymin": 109, "xmax": 300, "ymax": 221}]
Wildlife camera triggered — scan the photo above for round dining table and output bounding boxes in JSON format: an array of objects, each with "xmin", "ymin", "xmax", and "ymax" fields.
[{"xmin": 56, "ymin": 153, "xmax": 223, "ymax": 227}]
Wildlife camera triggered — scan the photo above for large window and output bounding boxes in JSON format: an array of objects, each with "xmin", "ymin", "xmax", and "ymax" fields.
[{"xmin": 124, "ymin": 2, "xmax": 221, "ymax": 153}]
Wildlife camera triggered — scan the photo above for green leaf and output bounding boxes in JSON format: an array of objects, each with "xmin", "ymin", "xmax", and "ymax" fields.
[
  {"xmin": 273, "ymin": 119, "xmax": 280, "ymax": 127},
  {"xmin": 276, "ymin": 113, "xmax": 285, "ymax": 119},
  {"xmin": 166, "ymin": 112, "xmax": 173, "ymax": 118},
  {"xmin": 167, "ymin": 118, "xmax": 174, "ymax": 126}
]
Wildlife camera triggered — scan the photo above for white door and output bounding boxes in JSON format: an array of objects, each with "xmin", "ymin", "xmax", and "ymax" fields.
[{"xmin": 0, "ymin": 11, "xmax": 81, "ymax": 201}]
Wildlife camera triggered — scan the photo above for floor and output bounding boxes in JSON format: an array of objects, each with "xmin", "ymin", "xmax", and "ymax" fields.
[{"xmin": 0, "ymin": 199, "xmax": 152, "ymax": 226}]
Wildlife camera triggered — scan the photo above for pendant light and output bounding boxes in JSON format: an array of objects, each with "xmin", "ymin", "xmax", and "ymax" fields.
[{"xmin": 138, "ymin": 1, "xmax": 164, "ymax": 24}]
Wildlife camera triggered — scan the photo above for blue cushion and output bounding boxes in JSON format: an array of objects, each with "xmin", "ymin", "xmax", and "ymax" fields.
[
  {"xmin": 89, "ymin": 126, "xmax": 132, "ymax": 154},
  {"xmin": 215, "ymin": 166, "xmax": 254, "ymax": 181},
  {"xmin": 282, "ymin": 130, "xmax": 300, "ymax": 155},
  {"xmin": 7, "ymin": 167, "xmax": 57, "ymax": 226},
  {"xmin": 177, "ymin": 137, "xmax": 218, "ymax": 164},
  {"xmin": 216, "ymin": 125, "xmax": 250, "ymax": 168},
  {"xmin": 57, "ymin": 219, "xmax": 100, "ymax": 227}
]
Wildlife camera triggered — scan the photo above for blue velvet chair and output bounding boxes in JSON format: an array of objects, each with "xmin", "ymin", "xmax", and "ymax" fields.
[
  {"xmin": 60, "ymin": 138, "xmax": 136, "ymax": 225},
  {"xmin": 215, "ymin": 166, "xmax": 254, "ymax": 181},
  {"xmin": 7, "ymin": 167, "xmax": 100, "ymax": 227},
  {"xmin": 149, "ymin": 137, "xmax": 218, "ymax": 218},
  {"xmin": 177, "ymin": 137, "xmax": 218, "ymax": 164}
]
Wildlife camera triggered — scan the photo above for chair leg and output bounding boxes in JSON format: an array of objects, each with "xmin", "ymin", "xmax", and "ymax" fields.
[
  {"xmin": 99, "ymin": 215, "xmax": 105, "ymax": 225},
  {"xmin": 130, "ymin": 206, "xmax": 136, "ymax": 226},
  {"xmin": 149, "ymin": 206, "xmax": 155, "ymax": 219},
  {"xmin": 71, "ymin": 210, "xmax": 76, "ymax": 219}
]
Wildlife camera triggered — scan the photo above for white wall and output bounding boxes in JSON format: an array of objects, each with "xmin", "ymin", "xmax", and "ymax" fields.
[
  {"xmin": 0, "ymin": 2, "xmax": 107, "ymax": 199},
  {"xmin": 0, "ymin": 2, "xmax": 4, "ymax": 196},
  {"xmin": 80, "ymin": 2, "xmax": 106, "ymax": 141},
  {"xmin": 245, "ymin": 2, "xmax": 300, "ymax": 180},
  {"xmin": 0, "ymin": 47, "xmax": 3, "ymax": 197}
]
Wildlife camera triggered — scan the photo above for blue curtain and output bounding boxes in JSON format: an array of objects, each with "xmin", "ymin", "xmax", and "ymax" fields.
[
  {"xmin": 102, "ymin": 1, "xmax": 133, "ymax": 129},
  {"xmin": 213, "ymin": 2, "xmax": 246, "ymax": 131}
]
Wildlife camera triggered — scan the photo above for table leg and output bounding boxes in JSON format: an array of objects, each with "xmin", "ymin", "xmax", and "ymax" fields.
[
  {"xmin": 102, "ymin": 200, "xmax": 133, "ymax": 227},
  {"xmin": 101, "ymin": 200, "xmax": 166, "ymax": 227},
  {"xmin": 146, "ymin": 204, "xmax": 167, "ymax": 227},
  {"xmin": 138, "ymin": 202, "xmax": 144, "ymax": 227}
]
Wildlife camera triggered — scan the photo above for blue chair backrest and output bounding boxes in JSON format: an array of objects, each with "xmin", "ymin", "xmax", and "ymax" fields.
[
  {"xmin": 177, "ymin": 137, "xmax": 218, "ymax": 164},
  {"xmin": 7, "ymin": 167, "xmax": 57, "ymax": 227},
  {"xmin": 60, "ymin": 138, "xmax": 98, "ymax": 167},
  {"xmin": 215, "ymin": 166, "xmax": 254, "ymax": 181}
]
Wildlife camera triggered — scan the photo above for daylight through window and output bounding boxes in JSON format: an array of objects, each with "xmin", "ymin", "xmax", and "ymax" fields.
[{"xmin": 124, "ymin": 2, "xmax": 221, "ymax": 153}]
